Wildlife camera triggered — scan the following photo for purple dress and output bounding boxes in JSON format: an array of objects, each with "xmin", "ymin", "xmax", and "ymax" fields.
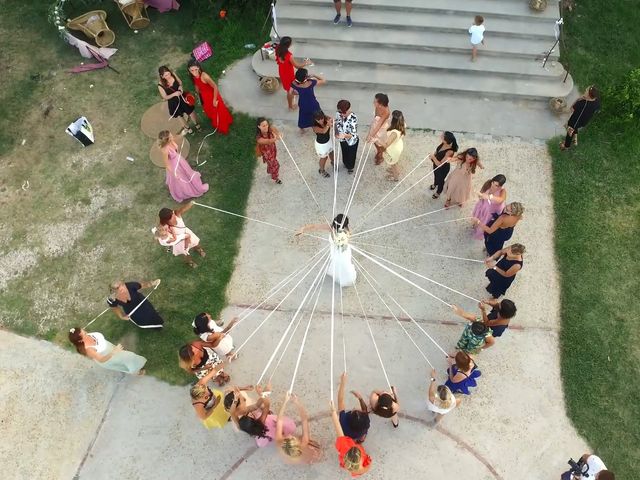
[
  {"xmin": 290, "ymin": 79, "xmax": 321, "ymax": 129},
  {"xmin": 165, "ymin": 146, "xmax": 209, "ymax": 202},
  {"xmin": 471, "ymin": 188, "xmax": 505, "ymax": 240}
]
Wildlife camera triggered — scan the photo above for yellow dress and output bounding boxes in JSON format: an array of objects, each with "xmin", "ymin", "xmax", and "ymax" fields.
[
  {"xmin": 200, "ymin": 388, "xmax": 231, "ymax": 429},
  {"xmin": 383, "ymin": 129, "xmax": 404, "ymax": 165}
]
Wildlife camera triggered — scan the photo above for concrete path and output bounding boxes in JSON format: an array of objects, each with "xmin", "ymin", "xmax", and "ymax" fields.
[{"xmin": 1, "ymin": 123, "xmax": 589, "ymax": 479}]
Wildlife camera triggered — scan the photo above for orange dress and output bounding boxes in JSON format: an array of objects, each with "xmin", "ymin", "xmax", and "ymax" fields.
[{"xmin": 192, "ymin": 74, "xmax": 233, "ymax": 134}]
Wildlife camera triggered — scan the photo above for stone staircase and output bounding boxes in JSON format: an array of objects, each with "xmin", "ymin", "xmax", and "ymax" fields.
[{"xmin": 249, "ymin": 0, "xmax": 575, "ymax": 138}]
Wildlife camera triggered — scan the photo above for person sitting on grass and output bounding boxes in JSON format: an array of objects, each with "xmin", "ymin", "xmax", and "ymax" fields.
[
  {"xmin": 330, "ymin": 400, "xmax": 372, "ymax": 477},
  {"xmin": 336, "ymin": 372, "xmax": 371, "ymax": 443},
  {"xmin": 451, "ymin": 304, "xmax": 495, "ymax": 355}
]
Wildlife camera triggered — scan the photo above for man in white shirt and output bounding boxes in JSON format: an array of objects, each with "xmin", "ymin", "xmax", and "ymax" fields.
[{"xmin": 561, "ymin": 454, "xmax": 615, "ymax": 480}]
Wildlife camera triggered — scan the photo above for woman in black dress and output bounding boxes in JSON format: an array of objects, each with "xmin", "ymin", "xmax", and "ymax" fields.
[
  {"xmin": 429, "ymin": 131, "xmax": 458, "ymax": 199},
  {"xmin": 560, "ymin": 85, "xmax": 600, "ymax": 150},
  {"xmin": 107, "ymin": 279, "xmax": 164, "ymax": 329},
  {"xmin": 157, "ymin": 65, "xmax": 200, "ymax": 135},
  {"xmin": 485, "ymin": 243, "xmax": 525, "ymax": 298}
]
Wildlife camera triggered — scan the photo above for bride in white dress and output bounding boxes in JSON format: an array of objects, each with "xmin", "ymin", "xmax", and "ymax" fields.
[{"xmin": 296, "ymin": 214, "xmax": 357, "ymax": 287}]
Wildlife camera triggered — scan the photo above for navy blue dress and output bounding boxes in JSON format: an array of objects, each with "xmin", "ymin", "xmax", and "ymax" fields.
[
  {"xmin": 484, "ymin": 213, "xmax": 514, "ymax": 256},
  {"xmin": 444, "ymin": 364, "xmax": 481, "ymax": 395},
  {"xmin": 107, "ymin": 282, "xmax": 164, "ymax": 329},
  {"xmin": 485, "ymin": 256, "xmax": 523, "ymax": 298},
  {"xmin": 487, "ymin": 309, "xmax": 509, "ymax": 337},
  {"xmin": 291, "ymin": 79, "xmax": 321, "ymax": 129}
]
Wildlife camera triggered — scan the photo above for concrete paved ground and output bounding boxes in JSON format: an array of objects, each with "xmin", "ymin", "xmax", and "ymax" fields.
[{"xmin": 1, "ymin": 122, "xmax": 590, "ymax": 479}]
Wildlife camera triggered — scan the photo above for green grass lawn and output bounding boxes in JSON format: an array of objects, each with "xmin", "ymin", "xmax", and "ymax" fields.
[
  {"xmin": 551, "ymin": 1, "xmax": 640, "ymax": 476},
  {"xmin": 0, "ymin": 0, "xmax": 270, "ymax": 383}
]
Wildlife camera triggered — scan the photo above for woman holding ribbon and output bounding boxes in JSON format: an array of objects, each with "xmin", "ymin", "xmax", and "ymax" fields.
[{"xmin": 107, "ymin": 279, "xmax": 164, "ymax": 329}]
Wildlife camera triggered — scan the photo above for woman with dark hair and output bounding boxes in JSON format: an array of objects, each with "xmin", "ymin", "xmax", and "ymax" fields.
[
  {"xmin": 275, "ymin": 36, "xmax": 311, "ymax": 110},
  {"xmin": 444, "ymin": 351, "xmax": 481, "ymax": 399},
  {"xmin": 368, "ymin": 93, "xmax": 391, "ymax": 165},
  {"xmin": 560, "ymin": 85, "xmax": 600, "ymax": 150},
  {"xmin": 369, "ymin": 386, "xmax": 400, "ymax": 428},
  {"xmin": 190, "ymin": 383, "xmax": 230, "ymax": 429},
  {"xmin": 68, "ymin": 327, "xmax": 146, "ymax": 374},
  {"xmin": 429, "ymin": 131, "xmax": 458, "ymax": 199},
  {"xmin": 427, "ymin": 368, "xmax": 457, "ymax": 423},
  {"xmin": 443, "ymin": 147, "xmax": 483, "ymax": 208},
  {"xmin": 158, "ymin": 130, "xmax": 209, "ymax": 202},
  {"xmin": 474, "ymin": 201, "xmax": 524, "ymax": 255},
  {"xmin": 335, "ymin": 99, "xmax": 359, "ymax": 173},
  {"xmin": 336, "ymin": 372, "xmax": 371, "ymax": 443},
  {"xmin": 479, "ymin": 298, "xmax": 517, "ymax": 338},
  {"xmin": 187, "ymin": 59, "xmax": 233, "ymax": 134},
  {"xmin": 192, "ymin": 312, "xmax": 238, "ymax": 361},
  {"xmin": 330, "ymin": 400, "xmax": 372, "ymax": 476},
  {"xmin": 157, "ymin": 65, "xmax": 199, "ymax": 134},
  {"xmin": 290, "ymin": 68, "xmax": 325, "ymax": 131},
  {"xmin": 276, "ymin": 393, "xmax": 323, "ymax": 464},
  {"xmin": 232, "ymin": 384, "xmax": 297, "ymax": 447},
  {"xmin": 471, "ymin": 174, "xmax": 507, "ymax": 240},
  {"xmin": 107, "ymin": 279, "xmax": 163, "ymax": 329},
  {"xmin": 178, "ymin": 340, "xmax": 230, "ymax": 386},
  {"xmin": 296, "ymin": 214, "xmax": 356, "ymax": 287},
  {"xmin": 485, "ymin": 243, "xmax": 525, "ymax": 298},
  {"xmin": 256, "ymin": 117, "xmax": 282, "ymax": 184},
  {"xmin": 312, "ymin": 110, "xmax": 334, "ymax": 178},
  {"xmin": 375, "ymin": 110, "xmax": 406, "ymax": 181},
  {"xmin": 158, "ymin": 201, "xmax": 206, "ymax": 266}
]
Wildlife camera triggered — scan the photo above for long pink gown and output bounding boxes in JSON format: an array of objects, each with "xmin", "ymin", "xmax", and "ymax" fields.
[
  {"xmin": 471, "ymin": 187, "xmax": 505, "ymax": 240},
  {"xmin": 165, "ymin": 147, "xmax": 208, "ymax": 202}
]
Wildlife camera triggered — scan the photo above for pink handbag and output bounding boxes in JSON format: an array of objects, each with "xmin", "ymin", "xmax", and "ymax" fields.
[{"xmin": 193, "ymin": 42, "xmax": 213, "ymax": 62}]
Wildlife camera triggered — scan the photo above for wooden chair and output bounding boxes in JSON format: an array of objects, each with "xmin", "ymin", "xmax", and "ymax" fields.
[
  {"xmin": 115, "ymin": 0, "xmax": 151, "ymax": 29},
  {"xmin": 67, "ymin": 11, "xmax": 116, "ymax": 48}
]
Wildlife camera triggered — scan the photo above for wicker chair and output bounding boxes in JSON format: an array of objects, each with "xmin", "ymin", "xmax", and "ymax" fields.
[
  {"xmin": 67, "ymin": 11, "xmax": 116, "ymax": 48},
  {"xmin": 115, "ymin": 0, "xmax": 151, "ymax": 29}
]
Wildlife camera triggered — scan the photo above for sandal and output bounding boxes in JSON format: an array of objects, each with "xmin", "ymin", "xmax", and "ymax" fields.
[
  {"xmin": 429, "ymin": 184, "xmax": 436, "ymax": 191},
  {"xmin": 319, "ymin": 169, "xmax": 330, "ymax": 178},
  {"xmin": 392, "ymin": 419, "xmax": 399, "ymax": 428},
  {"xmin": 348, "ymin": 169, "xmax": 354, "ymax": 174},
  {"xmin": 432, "ymin": 193, "xmax": 440, "ymax": 199},
  {"xmin": 194, "ymin": 124, "xmax": 202, "ymax": 132},
  {"xmin": 275, "ymin": 179, "xmax": 282, "ymax": 184}
]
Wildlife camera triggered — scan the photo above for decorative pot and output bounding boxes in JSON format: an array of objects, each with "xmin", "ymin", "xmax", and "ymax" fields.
[
  {"xmin": 549, "ymin": 97, "xmax": 568, "ymax": 114},
  {"xmin": 529, "ymin": 0, "xmax": 548, "ymax": 11},
  {"xmin": 259, "ymin": 76, "xmax": 279, "ymax": 93}
]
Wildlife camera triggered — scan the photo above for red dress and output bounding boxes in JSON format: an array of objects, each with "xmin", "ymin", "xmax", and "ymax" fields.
[
  {"xmin": 276, "ymin": 51, "xmax": 295, "ymax": 92},
  {"xmin": 192, "ymin": 74, "xmax": 233, "ymax": 134},
  {"xmin": 257, "ymin": 132, "xmax": 280, "ymax": 181}
]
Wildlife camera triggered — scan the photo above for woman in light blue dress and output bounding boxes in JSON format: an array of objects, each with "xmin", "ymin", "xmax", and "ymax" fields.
[{"xmin": 68, "ymin": 328, "xmax": 147, "ymax": 375}]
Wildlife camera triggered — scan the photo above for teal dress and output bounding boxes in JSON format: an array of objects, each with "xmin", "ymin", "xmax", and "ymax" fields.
[{"xmin": 87, "ymin": 332, "xmax": 147, "ymax": 374}]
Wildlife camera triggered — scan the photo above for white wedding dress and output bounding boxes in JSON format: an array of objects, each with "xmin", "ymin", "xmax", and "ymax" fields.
[{"xmin": 328, "ymin": 233, "xmax": 357, "ymax": 287}]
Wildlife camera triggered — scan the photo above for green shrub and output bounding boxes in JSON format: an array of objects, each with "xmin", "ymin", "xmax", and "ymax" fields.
[{"xmin": 606, "ymin": 67, "xmax": 640, "ymax": 121}]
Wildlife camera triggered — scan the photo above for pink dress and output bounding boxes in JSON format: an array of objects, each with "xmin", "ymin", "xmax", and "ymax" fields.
[
  {"xmin": 471, "ymin": 188, "xmax": 505, "ymax": 239},
  {"xmin": 444, "ymin": 161, "xmax": 475, "ymax": 205},
  {"xmin": 165, "ymin": 146, "xmax": 208, "ymax": 202},
  {"xmin": 144, "ymin": 0, "xmax": 180, "ymax": 12},
  {"xmin": 249, "ymin": 411, "xmax": 296, "ymax": 448}
]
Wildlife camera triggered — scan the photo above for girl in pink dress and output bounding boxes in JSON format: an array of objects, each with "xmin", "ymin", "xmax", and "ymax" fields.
[
  {"xmin": 159, "ymin": 130, "xmax": 209, "ymax": 202},
  {"xmin": 471, "ymin": 174, "xmax": 507, "ymax": 240}
]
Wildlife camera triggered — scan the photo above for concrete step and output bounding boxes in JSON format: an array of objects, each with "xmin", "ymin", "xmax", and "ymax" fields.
[
  {"xmin": 289, "ymin": 0, "xmax": 560, "ymax": 22},
  {"xmin": 278, "ymin": 3, "xmax": 558, "ymax": 40},
  {"xmin": 275, "ymin": 22, "xmax": 560, "ymax": 60},
  {"xmin": 252, "ymin": 52, "xmax": 573, "ymax": 101},
  {"xmin": 222, "ymin": 57, "xmax": 574, "ymax": 139},
  {"xmin": 279, "ymin": 41, "xmax": 567, "ymax": 80}
]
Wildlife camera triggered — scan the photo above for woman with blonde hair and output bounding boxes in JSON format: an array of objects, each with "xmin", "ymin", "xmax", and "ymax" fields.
[
  {"xmin": 107, "ymin": 279, "xmax": 163, "ymax": 329},
  {"xmin": 275, "ymin": 393, "xmax": 322, "ymax": 464},
  {"xmin": 473, "ymin": 201, "xmax": 524, "ymax": 255},
  {"xmin": 427, "ymin": 368, "xmax": 457, "ymax": 423},
  {"xmin": 330, "ymin": 400, "xmax": 372, "ymax": 476},
  {"xmin": 190, "ymin": 383, "xmax": 230, "ymax": 429},
  {"xmin": 158, "ymin": 130, "xmax": 209, "ymax": 202},
  {"xmin": 375, "ymin": 109, "xmax": 406, "ymax": 182},
  {"xmin": 485, "ymin": 243, "xmax": 525, "ymax": 298},
  {"xmin": 68, "ymin": 327, "xmax": 146, "ymax": 375}
]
